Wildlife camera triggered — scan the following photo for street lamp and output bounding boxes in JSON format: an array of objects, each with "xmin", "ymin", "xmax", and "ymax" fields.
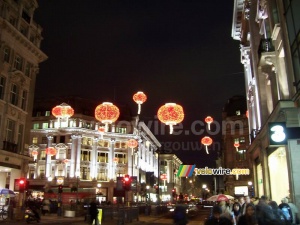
[
  {"xmin": 146, "ymin": 185, "xmax": 150, "ymax": 203},
  {"xmin": 202, "ymin": 184, "xmax": 207, "ymax": 200}
]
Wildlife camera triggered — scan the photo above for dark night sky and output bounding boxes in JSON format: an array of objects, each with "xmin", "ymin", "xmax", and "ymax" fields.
[{"xmin": 34, "ymin": 1, "xmax": 245, "ymax": 167}]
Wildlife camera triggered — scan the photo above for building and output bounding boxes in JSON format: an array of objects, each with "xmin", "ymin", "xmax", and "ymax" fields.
[
  {"xmin": 221, "ymin": 96, "xmax": 253, "ymax": 197},
  {"xmin": 0, "ymin": 0, "xmax": 47, "ymax": 191},
  {"xmin": 232, "ymin": 0, "xmax": 300, "ymax": 206},
  {"xmin": 28, "ymin": 97, "xmax": 161, "ymax": 204}
]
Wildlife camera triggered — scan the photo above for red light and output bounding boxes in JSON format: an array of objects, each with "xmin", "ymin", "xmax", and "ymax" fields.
[{"xmin": 124, "ymin": 177, "xmax": 130, "ymax": 182}]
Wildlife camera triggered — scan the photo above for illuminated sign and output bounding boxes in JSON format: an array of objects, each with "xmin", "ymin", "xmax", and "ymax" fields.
[{"xmin": 268, "ymin": 122, "xmax": 287, "ymax": 146}]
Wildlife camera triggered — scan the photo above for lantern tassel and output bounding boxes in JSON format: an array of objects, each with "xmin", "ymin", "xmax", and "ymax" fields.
[
  {"xmin": 169, "ymin": 125, "xmax": 174, "ymax": 134},
  {"xmin": 105, "ymin": 123, "xmax": 108, "ymax": 132},
  {"xmin": 207, "ymin": 124, "xmax": 211, "ymax": 130},
  {"xmin": 205, "ymin": 145, "xmax": 209, "ymax": 154},
  {"xmin": 236, "ymin": 147, "xmax": 239, "ymax": 151},
  {"xmin": 138, "ymin": 104, "xmax": 141, "ymax": 115}
]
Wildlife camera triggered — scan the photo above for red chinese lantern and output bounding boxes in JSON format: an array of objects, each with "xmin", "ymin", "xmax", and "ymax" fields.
[
  {"xmin": 63, "ymin": 159, "xmax": 69, "ymax": 164},
  {"xmin": 45, "ymin": 147, "xmax": 57, "ymax": 156},
  {"xmin": 205, "ymin": 116, "xmax": 213, "ymax": 130},
  {"xmin": 234, "ymin": 142, "xmax": 240, "ymax": 151},
  {"xmin": 98, "ymin": 126, "xmax": 105, "ymax": 139},
  {"xmin": 31, "ymin": 150, "xmax": 38, "ymax": 156},
  {"xmin": 127, "ymin": 139, "xmax": 138, "ymax": 149},
  {"xmin": 157, "ymin": 103, "xmax": 184, "ymax": 134},
  {"xmin": 95, "ymin": 102, "xmax": 120, "ymax": 131},
  {"xmin": 133, "ymin": 91, "xmax": 147, "ymax": 114},
  {"xmin": 113, "ymin": 157, "xmax": 119, "ymax": 164},
  {"xmin": 52, "ymin": 103, "xmax": 74, "ymax": 119},
  {"xmin": 201, "ymin": 136, "xmax": 213, "ymax": 154}
]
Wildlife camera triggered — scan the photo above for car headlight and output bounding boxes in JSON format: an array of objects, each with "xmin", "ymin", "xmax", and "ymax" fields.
[{"xmin": 170, "ymin": 208, "xmax": 174, "ymax": 212}]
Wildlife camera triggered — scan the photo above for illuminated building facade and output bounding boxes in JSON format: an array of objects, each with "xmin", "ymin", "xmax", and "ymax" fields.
[
  {"xmin": 232, "ymin": 0, "xmax": 300, "ymax": 206},
  {"xmin": 28, "ymin": 97, "xmax": 161, "ymax": 203},
  {"xmin": 0, "ymin": 0, "xmax": 47, "ymax": 190}
]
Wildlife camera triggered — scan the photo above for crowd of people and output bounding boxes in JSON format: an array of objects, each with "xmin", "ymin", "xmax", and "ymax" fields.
[{"xmin": 205, "ymin": 196, "xmax": 299, "ymax": 225}]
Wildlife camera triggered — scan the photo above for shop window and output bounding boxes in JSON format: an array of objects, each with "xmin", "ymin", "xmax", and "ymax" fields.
[{"xmin": 32, "ymin": 137, "xmax": 38, "ymax": 144}]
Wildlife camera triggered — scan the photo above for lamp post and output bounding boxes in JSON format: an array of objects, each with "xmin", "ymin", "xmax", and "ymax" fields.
[
  {"xmin": 146, "ymin": 185, "xmax": 150, "ymax": 203},
  {"xmin": 248, "ymin": 181, "xmax": 253, "ymax": 197}
]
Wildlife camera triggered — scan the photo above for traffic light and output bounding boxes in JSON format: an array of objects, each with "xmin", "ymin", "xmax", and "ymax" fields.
[
  {"xmin": 58, "ymin": 185, "xmax": 63, "ymax": 193},
  {"xmin": 155, "ymin": 185, "xmax": 159, "ymax": 194},
  {"xmin": 123, "ymin": 175, "xmax": 131, "ymax": 191},
  {"xmin": 19, "ymin": 178, "xmax": 26, "ymax": 193},
  {"xmin": 172, "ymin": 188, "xmax": 176, "ymax": 197}
]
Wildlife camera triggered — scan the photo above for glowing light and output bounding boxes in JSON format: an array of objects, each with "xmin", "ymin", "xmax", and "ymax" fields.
[
  {"xmin": 246, "ymin": 110, "xmax": 249, "ymax": 118},
  {"xmin": 98, "ymin": 126, "xmax": 105, "ymax": 139},
  {"xmin": 95, "ymin": 102, "xmax": 120, "ymax": 131},
  {"xmin": 157, "ymin": 103, "xmax": 184, "ymax": 134},
  {"xmin": 127, "ymin": 139, "xmax": 138, "ymax": 149},
  {"xmin": 52, "ymin": 103, "xmax": 74, "ymax": 119},
  {"xmin": 205, "ymin": 116, "xmax": 213, "ymax": 130},
  {"xmin": 45, "ymin": 147, "xmax": 57, "ymax": 156},
  {"xmin": 234, "ymin": 142, "xmax": 240, "ymax": 151},
  {"xmin": 201, "ymin": 136, "xmax": 213, "ymax": 154},
  {"xmin": 133, "ymin": 91, "xmax": 147, "ymax": 114}
]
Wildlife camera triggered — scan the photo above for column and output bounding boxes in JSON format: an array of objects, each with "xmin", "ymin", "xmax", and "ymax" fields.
[
  {"xmin": 70, "ymin": 135, "xmax": 78, "ymax": 178},
  {"xmin": 90, "ymin": 137, "xmax": 98, "ymax": 180},
  {"xmin": 75, "ymin": 135, "xmax": 82, "ymax": 177},
  {"xmin": 46, "ymin": 135, "xmax": 53, "ymax": 178},
  {"xmin": 109, "ymin": 138, "xmax": 115, "ymax": 180}
]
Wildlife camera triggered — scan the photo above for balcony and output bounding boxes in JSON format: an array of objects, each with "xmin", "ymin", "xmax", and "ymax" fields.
[{"xmin": 2, "ymin": 141, "xmax": 18, "ymax": 153}]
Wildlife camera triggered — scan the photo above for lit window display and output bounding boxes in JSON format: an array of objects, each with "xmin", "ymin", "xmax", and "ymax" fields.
[
  {"xmin": 256, "ymin": 163, "xmax": 264, "ymax": 197},
  {"xmin": 268, "ymin": 147, "xmax": 289, "ymax": 204}
]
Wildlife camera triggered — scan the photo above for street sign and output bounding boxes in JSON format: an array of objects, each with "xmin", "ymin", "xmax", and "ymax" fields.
[{"xmin": 160, "ymin": 174, "xmax": 167, "ymax": 180}]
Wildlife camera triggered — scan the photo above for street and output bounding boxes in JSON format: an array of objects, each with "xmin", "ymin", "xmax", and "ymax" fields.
[{"xmin": 0, "ymin": 207, "xmax": 211, "ymax": 225}]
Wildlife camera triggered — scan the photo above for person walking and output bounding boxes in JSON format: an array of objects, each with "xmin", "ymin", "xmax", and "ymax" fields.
[
  {"xmin": 279, "ymin": 198, "xmax": 293, "ymax": 225},
  {"xmin": 205, "ymin": 205, "xmax": 232, "ymax": 225},
  {"xmin": 232, "ymin": 202, "xmax": 242, "ymax": 225},
  {"xmin": 89, "ymin": 200, "xmax": 99, "ymax": 225},
  {"xmin": 238, "ymin": 204, "xmax": 258, "ymax": 225},
  {"xmin": 287, "ymin": 198, "xmax": 299, "ymax": 225}
]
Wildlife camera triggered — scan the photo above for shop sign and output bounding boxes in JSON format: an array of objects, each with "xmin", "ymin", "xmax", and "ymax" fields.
[{"xmin": 268, "ymin": 122, "xmax": 287, "ymax": 146}]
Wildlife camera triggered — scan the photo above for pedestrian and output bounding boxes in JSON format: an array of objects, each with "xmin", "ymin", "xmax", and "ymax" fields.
[
  {"xmin": 205, "ymin": 205, "xmax": 232, "ymax": 225},
  {"xmin": 269, "ymin": 201, "xmax": 286, "ymax": 225},
  {"xmin": 232, "ymin": 202, "xmax": 242, "ymax": 224},
  {"xmin": 242, "ymin": 196, "xmax": 252, "ymax": 215},
  {"xmin": 287, "ymin": 198, "xmax": 299, "ymax": 225},
  {"xmin": 89, "ymin": 200, "xmax": 98, "ymax": 225},
  {"xmin": 238, "ymin": 203, "xmax": 258, "ymax": 225},
  {"xmin": 279, "ymin": 198, "xmax": 293, "ymax": 225},
  {"xmin": 256, "ymin": 195, "xmax": 276, "ymax": 225},
  {"xmin": 173, "ymin": 205, "xmax": 188, "ymax": 225}
]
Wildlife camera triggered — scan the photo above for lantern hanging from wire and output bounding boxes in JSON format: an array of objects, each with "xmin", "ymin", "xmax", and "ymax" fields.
[
  {"xmin": 45, "ymin": 147, "xmax": 57, "ymax": 156},
  {"xmin": 157, "ymin": 103, "xmax": 184, "ymax": 134},
  {"xmin": 201, "ymin": 136, "xmax": 213, "ymax": 154},
  {"xmin": 52, "ymin": 103, "xmax": 74, "ymax": 124},
  {"xmin": 31, "ymin": 150, "xmax": 38, "ymax": 161},
  {"xmin": 205, "ymin": 116, "xmax": 213, "ymax": 130},
  {"xmin": 234, "ymin": 141, "xmax": 240, "ymax": 151},
  {"xmin": 127, "ymin": 139, "xmax": 138, "ymax": 150},
  {"xmin": 133, "ymin": 91, "xmax": 147, "ymax": 115},
  {"xmin": 95, "ymin": 102, "xmax": 120, "ymax": 131},
  {"xmin": 98, "ymin": 126, "xmax": 105, "ymax": 139}
]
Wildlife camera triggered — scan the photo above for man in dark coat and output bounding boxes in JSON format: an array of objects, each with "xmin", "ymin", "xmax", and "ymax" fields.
[
  {"xmin": 205, "ymin": 205, "xmax": 232, "ymax": 225},
  {"xmin": 89, "ymin": 200, "xmax": 99, "ymax": 225}
]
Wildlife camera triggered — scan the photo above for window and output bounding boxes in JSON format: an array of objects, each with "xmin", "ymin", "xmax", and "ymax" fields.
[
  {"xmin": 98, "ymin": 152, "xmax": 108, "ymax": 163},
  {"xmin": 22, "ymin": 10, "xmax": 31, "ymax": 23},
  {"xmin": 14, "ymin": 56, "xmax": 23, "ymax": 71},
  {"xmin": 21, "ymin": 90, "xmax": 27, "ymax": 110},
  {"xmin": 0, "ymin": 76, "xmax": 6, "ymax": 100},
  {"xmin": 6, "ymin": 119, "xmax": 16, "ymax": 142},
  {"xmin": 115, "ymin": 153, "xmax": 127, "ymax": 164},
  {"xmin": 10, "ymin": 84, "xmax": 18, "ymax": 106},
  {"xmin": 9, "ymin": 16, "xmax": 16, "ymax": 26},
  {"xmin": 45, "ymin": 111, "xmax": 50, "ymax": 116},
  {"xmin": 42, "ymin": 123, "xmax": 49, "ymax": 129},
  {"xmin": 236, "ymin": 150, "xmax": 246, "ymax": 161},
  {"xmin": 3, "ymin": 48, "xmax": 10, "ymax": 63},
  {"xmin": 236, "ymin": 110, "xmax": 241, "ymax": 115},
  {"xmin": 20, "ymin": 25, "xmax": 28, "ymax": 36},
  {"xmin": 32, "ymin": 137, "xmax": 38, "ymax": 144},
  {"xmin": 17, "ymin": 124, "xmax": 24, "ymax": 152},
  {"xmin": 81, "ymin": 150, "xmax": 91, "ymax": 161},
  {"xmin": 33, "ymin": 123, "xmax": 39, "ymax": 129},
  {"xmin": 116, "ymin": 127, "xmax": 127, "ymax": 134},
  {"xmin": 25, "ymin": 63, "xmax": 32, "ymax": 77}
]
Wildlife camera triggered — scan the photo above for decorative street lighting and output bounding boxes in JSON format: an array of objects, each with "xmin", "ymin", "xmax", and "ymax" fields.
[
  {"xmin": 133, "ymin": 91, "xmax": 147, "ymax": 115},
  {"xmin": 205, "ymin": 116, "xmax": 213, "ymax": 130},
  {"xmin": 201, "ymin": 136, "xmax": 213, "ymax": 154},
  {"xmin": 95, "ymin": 102, "xmax": 120, "ymax": 131},
  {"xmin": 127, "ymin": 139, "xmax": 138, "ymax": 176},
  {"xmin": 157, "ymin": 103, "xmax": 184, "ymax": 134}
]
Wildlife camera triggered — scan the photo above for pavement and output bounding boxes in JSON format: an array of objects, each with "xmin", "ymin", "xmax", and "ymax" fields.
[{"xmin": 41, "ymin": 214, "xmax": 163, "ymax": 225}]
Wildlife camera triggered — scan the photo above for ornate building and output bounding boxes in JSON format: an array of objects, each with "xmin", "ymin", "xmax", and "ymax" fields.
[
  {"xmin": 0, "ymin": 0, "xmax": 47, "ymax": 190},
  {"xmin": 222, "ymin": 96, "xmax": 252, "ymax": 196},
  {"xmin": 28, "ymin": 97, "xmax": 161, "ymax": 204},
  {"xmin": 232, "ymin": 0, "xmax": 300, "ymax": 206}
]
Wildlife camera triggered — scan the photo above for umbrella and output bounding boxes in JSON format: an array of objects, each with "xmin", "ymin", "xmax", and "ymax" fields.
[
  {"xmin": 0, "ymin": 188, "xmax": 16, "ymax": 197},
  {"xmin": 206, "ymin": 194, "xmax": 234, "ymax": 202}
]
